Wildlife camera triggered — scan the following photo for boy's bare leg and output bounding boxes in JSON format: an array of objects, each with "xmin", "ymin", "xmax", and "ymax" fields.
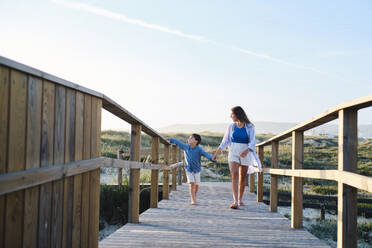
[
  {"xmin": 189, "ymin": 183, "xmax": 196, "ymax": 204},
  {"xmin": 238, "ymin": 166, "xmax": 248, "ymax": 203},
  {"xmin": 195, "ymin": 184, "xmax": 199, "ymax": 196},
  {"xmin": 229, "ymin": 162, "xmax": 240, "ymax": 204}
]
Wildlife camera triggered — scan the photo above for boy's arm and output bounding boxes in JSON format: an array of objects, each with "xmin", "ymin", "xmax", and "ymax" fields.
[
  {"xmin": 169, "ymin": 138, "xmax": 188, "ymax": 150},
  {"xmin": 200, "ymin": 147, "xmax": 215, "ymax": 161}
]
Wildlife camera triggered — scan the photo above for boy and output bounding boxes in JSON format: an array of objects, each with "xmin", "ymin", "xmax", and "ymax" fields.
[{"xmin": 169, "ymin": 134, "xmax": 215, "ymax": 205}]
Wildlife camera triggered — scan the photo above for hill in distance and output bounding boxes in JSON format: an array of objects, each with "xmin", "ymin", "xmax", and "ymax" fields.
[{"xmin": 158, "ymin": 122, "xmax": 372, "ymax": 138}]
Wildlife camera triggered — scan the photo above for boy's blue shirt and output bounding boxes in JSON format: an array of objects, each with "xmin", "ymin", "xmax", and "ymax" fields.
[{"xmin": 170, "ymin": 138, "xmax": 213, "ymax": 173}]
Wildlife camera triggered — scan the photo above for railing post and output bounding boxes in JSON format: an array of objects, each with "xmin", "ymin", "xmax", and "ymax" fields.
[
  {"xmin": 163, "ymin": 144, "xmax": 170, "ymax": 200},
  {"xmin": 337, "ymin": 109, "xmax": 358, "ymax": 248},
  {"xmin": 249, "ymin": 174, "xmax": 255, "ymax": 192},
  {"xmin": 172, "ymin": 145, "xmax": 177, "ymax": 191},
  {"xmin": 178, "ymin": 148, "xmax": 182, "ymax": 185},
  {"xmin": 117, "ymin": 150, "xmax": 123, "ymax": 185},
  {"xmin": 257, "ymin": 146, "xmax": 264, "ymax": 202},
  {"xmin": 150, "ymin": 137, "xmax": 159, "ymax": 208},
  {"xmin": 128, "ymin": 124, "xmax": 141, "ymax": 223},
  {"xmin": 291, "ymin": 131, "xmax": 303, "ymax": 228},
  {"xmin": 270, "ymin": 141, "xmax": 278, "ymax": 212}
]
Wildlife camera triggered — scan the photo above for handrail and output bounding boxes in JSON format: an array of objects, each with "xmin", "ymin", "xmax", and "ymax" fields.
[
  {"xmin": 0, "ymin": 55, "xmax": 170, "ymax": 145},
  {"xmin": 257, "ymin": 94, "xmax": 372, "ymax": 146},
  {"xmin": 255, "ymin": 94, "xmax": 372, "ymax": 247},
  {"xmin": 0, "ymin": 158, "xmax": 184, "ymax": 196}
]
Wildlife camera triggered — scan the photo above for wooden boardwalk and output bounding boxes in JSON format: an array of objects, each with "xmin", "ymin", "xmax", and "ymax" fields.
[{"xmin": 99, "ymin": 182, "xmax": 329, "ymax": 247}]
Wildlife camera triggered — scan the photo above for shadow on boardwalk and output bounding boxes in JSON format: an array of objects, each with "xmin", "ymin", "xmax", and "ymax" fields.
[{"xmin": 99, "ymin": 182, "xmax": 329, "ymax": 248}]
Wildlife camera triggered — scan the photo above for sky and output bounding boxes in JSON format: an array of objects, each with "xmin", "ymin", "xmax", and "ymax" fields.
[{"xmin": 1, "ymin": 0, "xmax": 372, "ymax": 131}]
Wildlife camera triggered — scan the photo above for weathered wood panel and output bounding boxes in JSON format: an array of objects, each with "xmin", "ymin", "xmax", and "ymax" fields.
[
  {"xmin": 81, "ymin": 94, "xmax": 91, "ymax": 248},
  {"xmin": 0, "ymin": 65, "xmax": 9, "ymax": 246},
  {"xmin": 62, "ymin": 88, "xmax": 76, "ymax": 248},
  {"xmin": 72, "ymin": 91, "xmax": 84, "ymax": 247},
  {"xmin": 88, "ymin": 97, "xmax": 101, "ymax": 248},
  {"xmin": 5, "ymin": 70, "xmax": 27, "ymax": 247},
  {"xmin": 23, "ymin": 75, "xmax": 42, "ymax": 248},
  {"xmin": 38, "ymin": 80, "xmax": 55, "ymax": 248},
  {"xmin": 51, "ymin": 85, "xmax": 66, "ymax": 248}
]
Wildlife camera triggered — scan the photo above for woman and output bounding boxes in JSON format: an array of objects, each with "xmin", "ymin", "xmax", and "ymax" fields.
[{"xmin": 212, "ymin": 106, "xmax": 262, "ymax": 209}]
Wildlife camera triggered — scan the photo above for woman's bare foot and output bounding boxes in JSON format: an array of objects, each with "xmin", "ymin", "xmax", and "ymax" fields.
[
  {"xmin": 238, "ymin": 201, "xmax": 244, "ymax": 206},
  {"xmin": 191, "ymin": 202, "xmax": 197, "ymax": 205},
  {"xmin": 229, "ymin": 203, "xmax": 239, "ymax": 209}
]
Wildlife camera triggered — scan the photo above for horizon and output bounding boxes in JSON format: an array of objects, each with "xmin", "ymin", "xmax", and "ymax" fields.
[{"xmin": 1, "ymin": 0, "xmax": 372, "ymax": 131}]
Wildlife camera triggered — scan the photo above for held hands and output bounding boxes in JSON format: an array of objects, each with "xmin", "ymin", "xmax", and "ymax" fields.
[{"xmin": 212, "ymin": 153, "xmax": 218, "ymax": 161}]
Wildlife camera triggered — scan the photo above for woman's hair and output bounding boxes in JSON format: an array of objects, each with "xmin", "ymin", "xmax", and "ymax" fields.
[{"xmin": 231, "ymin": 106, "xmax": 252, "ymax": 124}]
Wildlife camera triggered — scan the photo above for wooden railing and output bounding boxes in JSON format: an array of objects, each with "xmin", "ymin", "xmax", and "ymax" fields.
[
  {"xmin": 0, "ymin": 56, "xmax": 184, "ymax": 248},
  {"xmin": 253, "ymin": 94, "xmax": 372, "ymax": 248}
]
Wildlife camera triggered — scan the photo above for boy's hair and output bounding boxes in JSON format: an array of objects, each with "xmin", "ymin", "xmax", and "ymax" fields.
[{"xmin": 192, "ymin": 133, "xmax": 201, "ymax": 145}]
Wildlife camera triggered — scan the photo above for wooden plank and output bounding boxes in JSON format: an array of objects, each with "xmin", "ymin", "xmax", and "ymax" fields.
[
  {"xmin": 81, "ymin": 94, "xmax": 91, "ymax": 248},
  {"xmin": 262, "ymin": 168, "xmax": 337, "ymax": 180},
  {"xmin": 62, "ymin": 88, "xmax": 76, "ymax": 248},
  {"xmin": 5, "ymin": 69, "xmax": 27, "ymax": 247},
  {"xmin": 72, "ymin": 91, "xmax": 84, "ymax": 248},
  {"xmin": 163, "ymin": 145, "xmax": 170, "ymax": 200},
  {"xmin": 88, "ymin": 97, "xmax": 101, "ymax": 248},
  {"xmin": 51, "ymin": 85, "xmax": 66, "ymax": 248},
  {"xmin": 38, "ymin": 80, "xmax": 55, "ymax": 248},
  {"xmin": 129, "ymin": 124, "xmax": 141, "ymax": 223},
  {"xmin": 257, "ymin": 94, "xmax": 372, "ymax": 147},
  {"xmin": 151, "ymin": 137, "xmax": 159, "ymax": 208},
  {"xmin": 270, "ymin": 141, "xmax": 278, "ymax": 212},
  {"xmin": 291, "ymin": 131, "xmax": 303, "ymax": 229},
  {"xmin": 172, "ymin": 145, "xmax": 177, "ymax": 191},
  {"xmin": 23, "ymin": 75, "xmax": 42, "ymax": 248},
  {"xmin": 0, "ymin": 158, "xmax": 103, "ymax": 195},
  {"xmin": 102, "ymin": 158, "xmax": 167, "ymax": 170},
  {"xmin": 337, "ymin": 109, "xmax": 357, "ymax": 248},
  {"xmin": 337, "ymin": 171, "xmax": 372, "ymax": 193},
  {"xmin": 0, "ymin": 65, "xmax": 9, "ymax": 247},
  {"xmin": 257, "ymin": 146, "xmax": 264, "ymax": 202},
  {"xmin": 99, "ymin": 183, "xmax": 329, "ymax": 248}
]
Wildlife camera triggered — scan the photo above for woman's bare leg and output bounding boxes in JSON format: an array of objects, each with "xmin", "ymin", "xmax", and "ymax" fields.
[
  {"xmin": 238, "ymin": 166, "xmax": 248, "ymax": 203},
  {"xmin": 229, "ymin": 162, "xmax": 240, "ymax": 204}
]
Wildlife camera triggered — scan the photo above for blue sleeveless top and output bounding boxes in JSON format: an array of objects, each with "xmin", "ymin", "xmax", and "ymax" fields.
[{"xmin": 231, "ymin": 124, "xmax": 249, "ymax": 144}]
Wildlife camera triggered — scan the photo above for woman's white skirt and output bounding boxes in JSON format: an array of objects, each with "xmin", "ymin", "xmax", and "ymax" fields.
[{"xmin": 228, "ymin": 142, "xmax": 262, "ymax": 174}]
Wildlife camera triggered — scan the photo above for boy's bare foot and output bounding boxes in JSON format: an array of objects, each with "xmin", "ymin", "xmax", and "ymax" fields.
[{"xmin": 191, "ymin": 202, "xmax": 197, "ymax": 205}]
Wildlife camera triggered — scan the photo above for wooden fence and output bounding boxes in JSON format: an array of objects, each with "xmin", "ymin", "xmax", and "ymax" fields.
[
  {"xmin": 0, "ymin": 56, "xmax": 184, "ymax": 248},
  {"xmin": 251, "ymin": 94, "xmax": 372, "ymax": 248}
]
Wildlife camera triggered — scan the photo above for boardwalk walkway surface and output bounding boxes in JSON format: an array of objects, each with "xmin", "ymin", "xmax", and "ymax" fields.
[{"xmin": 99, "ymin": 182, "xmax": 329, "ymax": 247}]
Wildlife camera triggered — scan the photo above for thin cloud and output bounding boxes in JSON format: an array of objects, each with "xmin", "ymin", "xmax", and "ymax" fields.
[
  {"xmin": 53, "ymin": 0, "xmax": 209, "ymax": 42},
  {"xmin": 53, "ymin": 0, "xmax": 332, "ymax": 76}
]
